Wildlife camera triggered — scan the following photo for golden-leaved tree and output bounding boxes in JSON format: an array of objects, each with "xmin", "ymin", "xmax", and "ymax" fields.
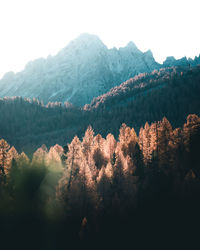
[{"xmin": 0, "ymin": 139, "xmax": 11, "ymax": 183}]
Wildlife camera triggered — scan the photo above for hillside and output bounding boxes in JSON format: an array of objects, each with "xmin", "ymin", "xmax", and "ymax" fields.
[{"xmin": 0, "ymin": 65, "xmax": 199, "ymax": 153}]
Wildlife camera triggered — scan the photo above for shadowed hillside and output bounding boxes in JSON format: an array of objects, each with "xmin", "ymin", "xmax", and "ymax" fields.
[{"xmin": 0, "ymin": 65, "xmax": 199, "ymax": 153}]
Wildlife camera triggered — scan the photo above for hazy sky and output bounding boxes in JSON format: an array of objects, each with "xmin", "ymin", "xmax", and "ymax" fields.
[{"xmin": 0, "ymin": 0, "xmax": 199, "ymax": 78}]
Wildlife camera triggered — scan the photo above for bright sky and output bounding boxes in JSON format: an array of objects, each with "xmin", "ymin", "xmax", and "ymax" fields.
[{"xmin": 0, "ymin": 0, "xmax": 199, "ymax": 79}]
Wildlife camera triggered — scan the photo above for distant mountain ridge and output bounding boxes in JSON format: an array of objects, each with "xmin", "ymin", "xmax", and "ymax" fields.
[{"xmin": 0, "ymin": 33, "xmax": 200, "ymax": 106}]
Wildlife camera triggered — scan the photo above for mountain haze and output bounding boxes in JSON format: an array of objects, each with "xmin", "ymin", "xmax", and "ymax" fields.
[
  {"xmin": 0, "ymin": 34, "xmax": 162, "ymax": 106},
  {"xmin": 1, "ymin": 33, "xmax": 199, "ymax": 106}
]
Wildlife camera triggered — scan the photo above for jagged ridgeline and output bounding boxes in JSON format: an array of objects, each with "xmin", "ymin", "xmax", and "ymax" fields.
[
  {"xmin": 0, "ymin": 33, "xmax": 199, "ymax": 106},
  {"xmin": 0, "ymin": 65, "xmax": 200, "ymax": 152},
  {"xmin": 0, "ymin": 114, "xmax": 200, "ymax": 248}
]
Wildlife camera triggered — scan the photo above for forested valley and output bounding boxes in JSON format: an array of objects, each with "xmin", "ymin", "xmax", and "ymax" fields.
[
  {"xmin": 0, "ymin": 65, "xmax": 200, "ymax": 156},
  {"xmin": 0, "ymin": 113, "xmax": 200, "ymax": 249}
]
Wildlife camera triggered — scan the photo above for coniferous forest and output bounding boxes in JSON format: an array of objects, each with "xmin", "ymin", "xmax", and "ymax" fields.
[
  {"xmin": 1, "ymin": 0, "xmax": 200, "ymax": 247},
  {"xmin": 0, "ymin": 113, "xmax": 200, "ymax": 249},
  {"xmin": 0, "ymin": 65, "xmax": 200, "ymax": 156}
]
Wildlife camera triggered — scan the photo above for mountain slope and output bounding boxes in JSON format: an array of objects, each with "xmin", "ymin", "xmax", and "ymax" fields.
[
  {"xmin": 0, "ymin": 65, "xmax": 199, "ymax": 153},
  {"xmin": 0, "ymin": 33, "xmax": 162, "ymax": 106},
  {"xmin": 1, "ymin": 33, "xmax": 199, "ymax": 106}
]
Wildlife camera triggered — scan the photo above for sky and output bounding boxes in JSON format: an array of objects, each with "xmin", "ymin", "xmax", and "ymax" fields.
[{"xmin": 0, "ymin": 0, "xmax": 199, "ymax": 79}]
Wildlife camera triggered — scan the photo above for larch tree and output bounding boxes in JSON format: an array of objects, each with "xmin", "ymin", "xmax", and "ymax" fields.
[
  {"xmin": 139, "ymin": 122, "xmax": 151, "ymax": 166},
  {"xmin": 104, "ymin": 133, "xmax": 117, "ymax": 163},
  {"xmin": 183, "ymin": 114, "xmax": 200, "ymax": 174},
  {"xmin": 56, "ymin": 136, "xmax": 82, "ymax": 205},
  {"xmin": 170, "ymin": 128, "xmax": 184, "ymax": 171},
  {"xmin": 65, "ymin": 136, "xmax": 82, "ymax": 191},
  {"xmin": 32, "ymin": 145, "xmax": 48, "ymax": 165},
  {"xmin": 112, "ymin": 145, "xmax": 125, "ymax": 200},
  {"xmin": 0, "ymin": 139, "xmax": 11, "ymax": 183},
  {"xmin": 149, "ymin": 121, "xmax": 160, "ymax": 168},
  {"xmin": 105, "ymin": 162, "xmax": 114, "ymax": 179},
  {"xmin": 77, "ymin": 158, "xmax": 97, "ymax": 217},
  {"xmin": 157, "ymin": 117, "xmax": 173, "ymax": 169},
  {"xmin": 97, "ymin": 166, "xmax": 112, "ymax": 210},
  {"xmin": 139, "ymin": 127, "xmax": 144, "ymax": 152},
  {"xmin": 8, "ymin": 146, "xmax": 19, "ymax": 161},
  {"xmin": 118, "ymin": 123, "xmax": 143, "ymax": 177},
  {"xmin": 93, "ymin": 134, "xmax": 107, "ymax": 171},
  {"xmin": 17, "ymin": 152, "xmax": 30, "ymax": 167},
  {"xmin": 82, "ymin": 125, "xmax": 97, "ymax": 178},
  {"xmin": 7, "ymin": 146, "xmax": 19, "ymax": 174},
  {"xmin": 46, "ymin": 144, "xmax": 63, "ymax": 169},
  {"xmin": 119, "ymin": 123, "xmax": 138, "ymax": 158}
]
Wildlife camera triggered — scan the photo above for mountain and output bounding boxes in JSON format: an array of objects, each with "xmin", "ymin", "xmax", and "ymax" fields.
[
  {"xmin": 0, "ymin": 65, "xmax": 199, "ymax": 153},
  {"xmin": 1, "ymin": 33, "xmax": 199, "ymax": 106},
  {"xmin": 0, "ymin": 33, "xmax": 162, "ymax": 106},
  {"xmin": 163, "ymin": 55, "xmax": 200, "ymax": 67}
]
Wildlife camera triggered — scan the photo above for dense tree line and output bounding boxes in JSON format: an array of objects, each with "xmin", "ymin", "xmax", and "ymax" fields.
[
  {"xmin": 0, "ymin": 65, "xmax": 199, "ymax": 155},
  {"xmin": 0, "ymin": 114, "xmax": 200, "ymax": 249}
]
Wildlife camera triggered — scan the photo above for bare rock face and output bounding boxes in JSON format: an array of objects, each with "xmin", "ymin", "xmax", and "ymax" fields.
[
  {"xmin": 0, "ymin": 34, "xmax": 161, "ymax": 106},
  {"xmin": 1, "ymin": 33, "xmax": 199, "ymax": 106},
  {"xmin": 163, "ymin": 55, "xmax": 200, "ymax": 67}
]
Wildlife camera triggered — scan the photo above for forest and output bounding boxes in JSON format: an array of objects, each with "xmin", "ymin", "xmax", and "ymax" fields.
[
  {"xmin": 0, "ymin": 65, "xmax": 200, "ymax": 156},
  {"xmin": 0, "ymin": 113, "xmax": 200, "ymax": 249}
]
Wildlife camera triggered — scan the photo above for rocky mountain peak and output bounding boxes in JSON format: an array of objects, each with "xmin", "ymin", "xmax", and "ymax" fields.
[
  {"xmin": 125, "ymin": 41, "xmax": 138, "ymax": 50},
  {"xmin": 0, "ymin": 34, "xmax": 199, "ymax": 107},
  {"xmin": 60, "ymin": 33, "xmax": 107, "ymax": 56},
  {"xmin": 144, "ymin": 49, "xmax": 153, "ymax": 57}
]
